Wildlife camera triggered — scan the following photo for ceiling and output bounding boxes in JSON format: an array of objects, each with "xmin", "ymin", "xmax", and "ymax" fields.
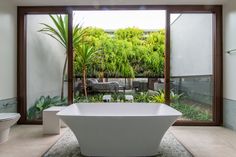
[{"xmin": 11, "ymin": 0, "xmax": 228, "ymax": 6}]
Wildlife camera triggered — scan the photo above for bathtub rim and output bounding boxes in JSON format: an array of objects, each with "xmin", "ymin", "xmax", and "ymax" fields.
[{"xmin": 57, "ymin": 103, "xmax": 182, "ymax": 118}]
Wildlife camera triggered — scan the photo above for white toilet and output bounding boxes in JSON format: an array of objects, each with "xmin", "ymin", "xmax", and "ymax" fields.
[{"xmin": 0, "ymin": 113, "xmax": 20, "ymax": 144}]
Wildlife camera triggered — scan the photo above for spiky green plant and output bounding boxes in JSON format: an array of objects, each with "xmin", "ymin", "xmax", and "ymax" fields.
[
  {"xmin": 75, "ymin": 44, "xmax": 99, "ymax": 98},
  {"xmin": 151, "ymin": 89, "xmax": 183, "ymax": 103},
  {"xmin": 39, "ymin": 15, "xmax": 86, "ymax": 100}
]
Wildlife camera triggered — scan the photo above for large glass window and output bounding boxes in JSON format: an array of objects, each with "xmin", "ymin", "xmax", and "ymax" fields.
[
  {"xmin": 72, "ymin": 10, "xmax": 166, "ymax": 104},
  {"xmin": 26, "ymin": 14, "xmax": 68, "ymax": 121},
  {"xmin": 170, "ymin": 13, "xmax": 213, "ymax": 121},
  {"xmin": 18, "ymin": 6, "xmax": 222, "ymax": 125}
]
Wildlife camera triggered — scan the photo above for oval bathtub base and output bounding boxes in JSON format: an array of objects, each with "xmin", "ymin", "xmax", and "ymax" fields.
[{"xmin": 57, "ymin": 103, "xmax": 182, "ymax": 157}]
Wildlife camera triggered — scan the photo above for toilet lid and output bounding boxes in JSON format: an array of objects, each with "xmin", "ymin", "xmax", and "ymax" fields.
[{"xmin": 0, "ymin": 113, "xmax": 20, "ymax": 121}]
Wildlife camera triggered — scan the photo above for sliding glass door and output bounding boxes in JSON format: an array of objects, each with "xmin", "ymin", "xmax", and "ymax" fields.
[
  {"xmin": 17, "ymin": 6, "xmax": 222, "ymax": 125},
  {"xmin": 166, "ymin": 6, "xmax": 222, "ymax": 125},
  {"xmin": 26, "ymin": 14, "xmax": 68, "ymax": 121},
  {"xmin": 169, "ymin": 13, "xmax": 213, "ymax": 122},
  {"xmin": 17, "ymin": 7, "xmax": 71, "ymax": 123}
]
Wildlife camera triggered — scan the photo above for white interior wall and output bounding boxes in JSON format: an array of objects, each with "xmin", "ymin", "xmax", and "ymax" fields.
[
  {"xmin": 222, "ymin": 0, "xmax": 236, "ymax": 130},
  {"xmin": 0, "ymin": 2, "xmax": 17, "ymax": 100},
  {"xmin": 223, "ymin": 1, "xmax": 236, "ymax": 101}
]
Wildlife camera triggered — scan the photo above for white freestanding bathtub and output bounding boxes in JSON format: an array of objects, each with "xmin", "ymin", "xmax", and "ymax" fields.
[{"xmin": 57, "ymin": 103, "xmax": 182, "ymax": 157}]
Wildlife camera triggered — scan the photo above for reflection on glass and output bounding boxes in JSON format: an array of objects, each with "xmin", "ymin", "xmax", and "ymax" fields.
[{"xmin": 170, "ymin": 13, "xmax": 213, "ymax": 121}]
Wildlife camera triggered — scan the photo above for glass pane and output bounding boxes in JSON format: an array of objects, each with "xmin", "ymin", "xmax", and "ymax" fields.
[
  {"xmin": 73, "ymin": 10, "xmax": 166, "ymax": 103},
  {"xmin": 26, "ymin": 14, "xmax": 68, "ymax": 121},
  {"xmin": 170, "ymin": 13, "xmax": 213, "ymax": 121}
]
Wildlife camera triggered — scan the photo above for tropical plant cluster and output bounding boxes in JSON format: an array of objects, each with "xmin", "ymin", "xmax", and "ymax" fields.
[
  {"xmin": 27, "ymin": 96, "xmax": 66, "ymax": 120},
  {"xmin": 74, "ymin": 27, "xmax": 165, "ymax": 78},
  {"xmin": 73, "ymin": 90, "xmax": 211, "ymax": 121},
  {"xmin": 27, "ymin": 91, "xmax": 211, "ymax": 121},
  {"xmin": 39, "ymin": 15, "xmax": 87, "ymax": 100},
  {"xmin": 73, "ymin": 90, "xmax": 179, "ymax": 103},
  {"xmin": 39, "ymin": 15, "xmax": 165, "ymax": 98}
]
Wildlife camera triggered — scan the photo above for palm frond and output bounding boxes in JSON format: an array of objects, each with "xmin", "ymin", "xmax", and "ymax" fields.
[
  {"xmin": 49, "ymin": 15, "xmax": 67, "ymax": 45},
  {"xmin": 39, "ymin": 23, "xmax": 66, "ymax": 48},
  {"xmin": 39, "ymin": 14, "xmax": 87, "ymax": 51},
  {"xmin": 41, "ymin": 32, "xmax": 66, "ymax": 47}
]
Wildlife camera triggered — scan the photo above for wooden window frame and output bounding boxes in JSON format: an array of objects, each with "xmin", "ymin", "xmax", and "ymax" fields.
[
  {"xmin": 17, "ymin": 5, "xmax": 222, "ymax": 125},
  {"xmin": 17, "ymin": 7, "xmax": 73, "ymax": 124},
  {"xmin": 166, "ymin": 6, "xmax": 223, "ymax": 126}
]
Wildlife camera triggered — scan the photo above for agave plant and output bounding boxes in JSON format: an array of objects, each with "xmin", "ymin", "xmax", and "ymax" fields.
[
  {"xmin": 39, "ymin": 15, "xmax": 86, "ymax": 100},
  {"xmin": 134, "ymin": 92, "xmax": 151, "ymax": 103},
  {"xmin": 151, "ymin": 89, "xmax": 183, "ymax": 103},
  {"xmin": 75, "ymin": 44, "xmax": 99, "ymax": 99},
  {"xmin": 152, "ymin": 90, "xmax": 165, "ymax": 103}
]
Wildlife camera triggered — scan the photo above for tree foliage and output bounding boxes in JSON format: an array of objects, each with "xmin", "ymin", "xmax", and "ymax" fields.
[{"xmin": 73, "ymin": 27, "xmax": 165, "ymax": 78}]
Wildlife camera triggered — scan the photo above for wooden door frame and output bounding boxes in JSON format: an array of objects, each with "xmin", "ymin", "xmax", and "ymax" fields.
[
  {"xmin": 17, "ymin": 5, "xmax": 222, "ymax": 125},
  {"xmin": 17, "ymin": 7, "xmax": 73, "ymax": 124},
  {"xmin": 166, "ymin": 6, "xmax": 223, "ymax": 126}
]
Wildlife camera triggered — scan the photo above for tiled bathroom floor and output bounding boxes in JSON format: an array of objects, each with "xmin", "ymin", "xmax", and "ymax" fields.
[
  {"xmin": 0, "ymin": 125, "xmax": 67, "ymax": 157},
  {"xmin": 0, "ymin": 125, "xmax": 236, "ymax": 157},
  {"xmin": 170, "ymin": 126, "xmax": 236, "ymax": 157}
]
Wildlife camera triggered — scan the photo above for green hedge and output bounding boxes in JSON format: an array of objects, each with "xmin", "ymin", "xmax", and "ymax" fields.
[{"xmin": 74, "ymin": 27, "xmax": 165, "ymax": 78}]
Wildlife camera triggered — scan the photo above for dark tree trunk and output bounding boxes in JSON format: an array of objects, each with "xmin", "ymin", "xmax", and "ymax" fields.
[
  {"xmin": 61, "ymin": 54, "xmax": 68, "ymax": 101},
  {"xmin": 82, "ymin": 66, "xmax": 88, "ymax": 99}
]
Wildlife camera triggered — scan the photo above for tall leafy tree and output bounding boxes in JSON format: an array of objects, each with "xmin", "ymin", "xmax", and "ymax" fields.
[
  {"xmin": 73, "ymin": 27, "xmax": 165, "ymax": 78},
  {"xmin": 39, "ymin": 15, "xmax": 86, "ymax": 100}
]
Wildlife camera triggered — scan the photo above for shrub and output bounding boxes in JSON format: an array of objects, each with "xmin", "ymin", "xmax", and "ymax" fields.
[
  {"xmin": 151, "ymin": 89, "xmax": 183, "ymax": 103},
  {"xmin": 74, "ymin": 27, "xmax": 165, "ymax": 78},
  {"xmin": 27, "ymin": 96, "xmax": 67, "ymax": 120},
  {"xmin": 134, "ymin": 92, "xmax": 151, "ymax": 102},
  {"xmin": 170, "ymin": 103, "xmax": 212, "ymax": 121}
]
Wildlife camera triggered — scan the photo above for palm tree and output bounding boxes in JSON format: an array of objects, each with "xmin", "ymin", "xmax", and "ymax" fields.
[
  {"xmin": 75, "ymin": 44, "xmax": 98, "ymax": 99},
  {"xmin": 39, "ymin": 15, "xmax": 86, "ymax": 100}
]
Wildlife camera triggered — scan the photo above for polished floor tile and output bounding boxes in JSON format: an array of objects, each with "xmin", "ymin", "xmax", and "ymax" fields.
[{"xmin": 170, "ymin": 126, "xmax": 236, "ymax": 157}]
